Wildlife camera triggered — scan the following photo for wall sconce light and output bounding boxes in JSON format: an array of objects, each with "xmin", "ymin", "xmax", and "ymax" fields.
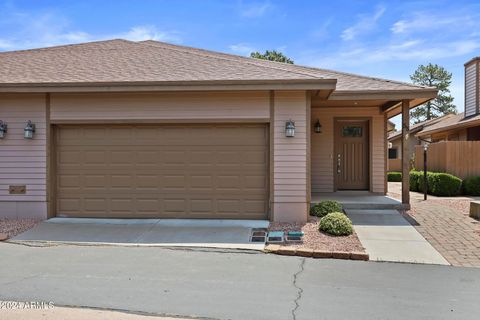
[
  {"xmin": 24, "ymin": 120, "xmax": 35, "ymax": 139},
  {"xmin": 285, "ymin": 119, "xmax": 295, "ymax": 137},
  {"xmin": 0, "ymin": 121, "xmax": 7, "ymax": 139},
  {"xmin": 314, "ymin": 119, "xmax": 322, "ymax": 133}
]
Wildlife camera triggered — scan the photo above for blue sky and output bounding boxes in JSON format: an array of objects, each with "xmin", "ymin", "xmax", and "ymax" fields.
[{"xmin": 1, "ymin": 0, "xmax": 479, "ymax": 125}]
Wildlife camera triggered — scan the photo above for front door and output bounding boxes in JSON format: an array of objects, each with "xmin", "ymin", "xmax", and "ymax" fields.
[{"xmin": 334, "ymin": 119, "xmax": 369, "ymax": 190}]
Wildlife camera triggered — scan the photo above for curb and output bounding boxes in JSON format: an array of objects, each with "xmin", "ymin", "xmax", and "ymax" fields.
[{"xmin": 265, "ymin": 245, "xmax": 369, "ymax": 261}]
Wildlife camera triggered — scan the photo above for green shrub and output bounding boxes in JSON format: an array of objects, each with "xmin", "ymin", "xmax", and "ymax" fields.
[
  {"xmin": 319, "ymin": 212, "xmax": 353, "ymax": 236},
  {"xmin": 310, "ymin": 200, "xmax": 342, "ymax": 218},
  {"xmin": 418, "ymin": 172, "xmax": 462, "ymax": 196},
  {"xmin": 464, "ymin": 176, "xmax": 480, "ymax": 195},
  {"xmin": 387, "ymin": 172, "xmax": 402, "ymax": 182},
  {"xmin": 409, "ymin": 171, "xmax": 423, "ymax": 192}
]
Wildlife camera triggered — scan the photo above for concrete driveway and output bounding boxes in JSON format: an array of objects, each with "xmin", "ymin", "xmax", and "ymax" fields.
[
  {"xmin": 10, "ymin": 218, "xmax": 268, "ymax": 250},
  {"xmin": 0, "ymin": 243, "xmax": 478, "ymax": 320}
]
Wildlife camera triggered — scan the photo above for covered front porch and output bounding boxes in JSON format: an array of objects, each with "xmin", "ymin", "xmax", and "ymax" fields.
[{"xmin": 308, "ymin": 95, "xmax": 434, "ymax": 212}]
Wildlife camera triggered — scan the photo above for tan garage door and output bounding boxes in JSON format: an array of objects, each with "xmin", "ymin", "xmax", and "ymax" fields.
[{"xmin": 55, "ymin": 124, "xmax": 268, "ymax": 219}]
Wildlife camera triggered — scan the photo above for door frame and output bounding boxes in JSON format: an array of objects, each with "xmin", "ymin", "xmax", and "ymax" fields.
[{"xmin": 333, "ymin": 117, "xmax": 373, "ymax": 192}]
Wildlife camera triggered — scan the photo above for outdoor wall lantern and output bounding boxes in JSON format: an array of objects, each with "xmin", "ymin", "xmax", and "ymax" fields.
[
  {"xmin": 314, "ymin": 119, "xmax": 322, "ymax": 133},
  {"xmin": 285, "ymin": 119, "xmax": 295, "ymax": 137},
  {"xmin": 0, "ymin": 121, "xmax": 7, "ymax": 139},
  {"xmin": 24, "ymin": 120, "xmax": 35, "ymax": 139}
]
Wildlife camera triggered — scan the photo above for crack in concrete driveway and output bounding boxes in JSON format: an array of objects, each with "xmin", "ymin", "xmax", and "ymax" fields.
[{"xmin": 291, "ymin": 257, "xmax": 306, "ymax": 320}]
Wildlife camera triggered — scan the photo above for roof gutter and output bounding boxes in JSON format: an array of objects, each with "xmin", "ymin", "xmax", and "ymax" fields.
[{"xmin": 0, "ymin": 79, "xmax": 337, "ymax": 93}]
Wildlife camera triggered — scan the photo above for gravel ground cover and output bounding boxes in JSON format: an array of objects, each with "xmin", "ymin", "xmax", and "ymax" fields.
[
  {"xmin": 0, "ymin": 218, "xmax": 39, "ymax": 239},
  {"xmin": 268, "ymin": 217, "xmax": 365, "ymax": 252}
]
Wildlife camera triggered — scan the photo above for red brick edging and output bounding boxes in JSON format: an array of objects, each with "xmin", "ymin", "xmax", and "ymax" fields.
[{"xmin": 265, "ymin": 245, "xmax": 369, "ymax": 261}]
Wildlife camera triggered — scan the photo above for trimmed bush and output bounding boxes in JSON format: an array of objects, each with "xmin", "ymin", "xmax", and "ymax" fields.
[
  {"xmin": 387, "ymin": 172, "xmax": 402, "ymax": 182},
  {"xmin": 319, "ymin": 212, "xmax": 353, "ymax": 236},
  {"xmin": 464, "ymin": 176, "xmax": 480, "ymax": 196},
  {"xmin": 418, "ymin": 172, "xmax": 462, "ymax": 196},
  {"xmin": 310, "ymin": 200, "xmax": 342, "ymax": 218},
  {"xmin": 409, "ymin": 171, "xmax": 423, "ymax": 192}
]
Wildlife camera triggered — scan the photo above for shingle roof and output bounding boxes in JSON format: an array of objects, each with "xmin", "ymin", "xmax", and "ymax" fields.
[
  {"xmin": 0, "ymin": 39, "xmax": 432, "ymax": 92},
  {"xmin": 417, "ymin": 112, "xmax": 480, "ymax": 136},
  {"xmin": 140, "ymin": 40, "xmax": 429, "ymax": 92},
  {"xmin": 388, "ymin": 115, "xmax": 453, "ymax": 141}
]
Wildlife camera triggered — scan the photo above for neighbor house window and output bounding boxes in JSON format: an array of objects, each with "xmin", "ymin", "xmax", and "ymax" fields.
[
  {"xmin": 388, "ymin": 148, "xmax": 398, "ymax": 159},
  {"xmin": 342, "ymin": 126, "xmax": 363, "ymax": 137}
]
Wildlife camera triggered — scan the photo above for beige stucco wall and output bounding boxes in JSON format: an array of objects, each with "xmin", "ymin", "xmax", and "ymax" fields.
[
  {"xmin": 0, "ymin": 94, "xmax": 47, "ymax": 219},
  {"xmin": 271, "ymin": 91, "xmax": 309, "ymax": 222},
  {"xmin": 311, "ymin": 106, "xmax": 386, "ymax": 194}
]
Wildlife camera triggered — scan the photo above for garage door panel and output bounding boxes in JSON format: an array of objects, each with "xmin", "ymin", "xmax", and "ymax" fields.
[{"xmin": 56, "ymin": 124, "xmax": 268, "ymax": 219}]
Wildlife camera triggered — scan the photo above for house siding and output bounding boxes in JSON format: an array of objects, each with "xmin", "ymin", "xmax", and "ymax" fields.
[
  {"xmin": 50, "ymin": 92, "xmax": 270, "ymax": 121},
  {"xmin": 272, "ymin": 91, "xmax": 308, "ymax": 222},
  {"xmin": 0, "ymin": 94, "xmax": 47, "ymax": 218},
  {"xmin": 311, "ymin": 106, "xmax": 386, "ymax": 193},
  {"xmin": 465, "ymin": 62, "xmax": 477, "ymax": 117}
]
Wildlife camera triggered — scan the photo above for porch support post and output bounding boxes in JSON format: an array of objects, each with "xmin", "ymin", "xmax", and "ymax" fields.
[{"xmin": 401, "ymin": 99, "xmax": 410, "ymax": 206}]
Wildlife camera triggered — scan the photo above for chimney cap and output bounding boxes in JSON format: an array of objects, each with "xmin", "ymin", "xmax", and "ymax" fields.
[{"xmin": 464, "ymin": 57, "xmax": 480, "ymax": 67}]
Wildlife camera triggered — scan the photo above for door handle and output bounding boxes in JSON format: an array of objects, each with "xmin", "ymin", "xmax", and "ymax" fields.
[{"xmin": 337, "ymin": 154, "xmax": 341, "ymax": 174}]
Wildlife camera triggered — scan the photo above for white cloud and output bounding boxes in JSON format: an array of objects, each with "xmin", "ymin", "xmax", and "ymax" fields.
[
  {"xmin": 302, "ymin": 39, "xmax": 480, "ymax": 70},
  {"xmin": 117, "ymin": 25, "xmax": 181, "ymax": 43},
  {"xmin": 341, "ymin": 5, "xmax": 386, "ymax": 41},
  {"xmin": 0, "ymin": 10, "xmax": 181, "ymax": 51},
  {"xmin": 391, "ymin": 11, "xmax": 478, "ymax": 35},
  {"xmin": 229, "ymin": 43, "xmax": 256, "ymax": 55},
  {"xmin": 239, "ymin": 1, "xmax": 272, "ymax": 18}
]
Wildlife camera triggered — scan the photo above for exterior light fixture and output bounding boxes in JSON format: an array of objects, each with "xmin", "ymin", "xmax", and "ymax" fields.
[
  {"xmin": 24, "ymin": 120, "xmax": 35, "ymax": 139},
  {"xmin": 314, "ymin": 119, "xmax": 322, "ymax": 133},
  {"xmin": 0, "ymin": 121, "xmax": 7, "ymax": 139},
  {"xmin": 285, "ymin": 119, "xmax": 295, "ymax": 137}
]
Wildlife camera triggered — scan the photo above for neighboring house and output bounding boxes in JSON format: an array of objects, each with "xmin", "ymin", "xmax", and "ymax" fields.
[
  {"xmin": 412, "ymin": 57, "xmax": 480, "ymax": 179},
  {"xmin": 387, "ymin": 116, "xmax": 451, "ymax": 171},
  {"xmin": 0, "ymin": 39, "xmax": 436, "ymax": 222},
  {"xmin": 387, "ymin": 120, "xmax": 396, "ymax": 133},
  {"xmin": 417, "ymin": 57, "xmax": 480, "ymax": 142},
  {"xmin": 416, "ymin": 112, "xmax": 480, "ymax": 142}
]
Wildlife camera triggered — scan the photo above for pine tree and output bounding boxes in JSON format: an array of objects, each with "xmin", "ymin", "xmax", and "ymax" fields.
[{"xmin": 410, "ymin": 63, "xmax": 456, "ymax": 124}]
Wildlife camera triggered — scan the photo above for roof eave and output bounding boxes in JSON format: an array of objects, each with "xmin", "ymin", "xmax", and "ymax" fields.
[
  {"xmin": 329, "ymin": 88, "xmax": 438, "ymax": 101},
  {"xmin": 416, "ymin": 117, "xmax": 480, "ymax": 137},
  {"xmin": 0, "ymin": 79, "xmax": 337, "ymax": 93}
]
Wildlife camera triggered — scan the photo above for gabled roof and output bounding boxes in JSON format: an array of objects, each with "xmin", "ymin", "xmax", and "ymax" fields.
[
  {"xmin": 388, "ymin": 114, "xmax": 453, "ymax": 141},
  {"xmin": 0, "ymin": 39, "xmax": 437, "ymax": 96},
  {"xmin": 417, "ymin": 112, "xmax": 480, "ymax": 137}
]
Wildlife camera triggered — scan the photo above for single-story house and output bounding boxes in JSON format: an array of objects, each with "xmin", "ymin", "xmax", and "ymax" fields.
[
  {"xmin": 416, "ymin": 112, "xmax": 480, "ymax": 141},
  {"xmin": 388, "ymin": 115, "xmax": 451, "ymax": 171},
  {"xmin": 417, "ymin": 57, "xmax": 480, "ymax": 142},
  {"xmin": 0, "ymin": 39, "xmax": 437, "ymax": 222}
]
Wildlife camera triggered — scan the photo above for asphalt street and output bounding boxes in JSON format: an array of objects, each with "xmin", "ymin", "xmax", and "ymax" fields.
[{"xmin": 0, "ymin": 243, "xmax": 478, "ymax": 320}]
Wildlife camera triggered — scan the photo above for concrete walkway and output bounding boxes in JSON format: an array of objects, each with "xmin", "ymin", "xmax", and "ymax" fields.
[
  {"xmin": 345, "ymin": 209, "xmax": 449, "ymax": 265},
  {"xmin": 10, "ymin": 218, "xmax": 268, "ymax": 251}
]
